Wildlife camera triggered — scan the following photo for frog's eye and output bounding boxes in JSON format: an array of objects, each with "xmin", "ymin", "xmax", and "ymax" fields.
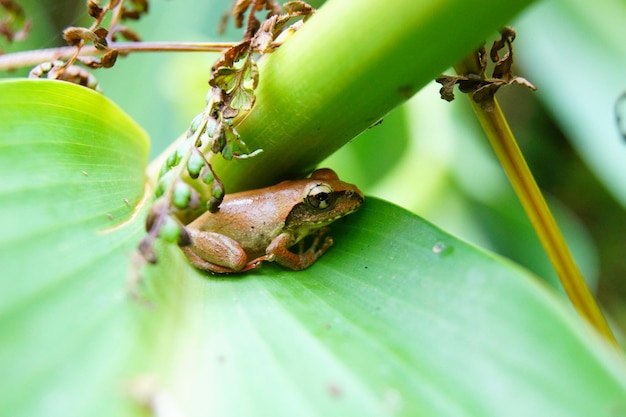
[{"xmin": 305, "ymin": 183, "xmax": 335, "ymax": 210}]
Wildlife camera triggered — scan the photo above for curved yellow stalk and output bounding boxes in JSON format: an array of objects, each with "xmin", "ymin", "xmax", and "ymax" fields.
[{"xmin": 454, "ymin": 60, "xmax": 617, "ymax": 346}]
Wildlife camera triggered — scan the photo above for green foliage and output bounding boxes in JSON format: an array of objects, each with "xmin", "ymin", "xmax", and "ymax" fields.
[
  {"xmin": 0, "ymin": 79, "xmax": 148, "ymax": 417},
  {"xmin": 0, "ymin": 81, "xmax": 626, "ymax": 416},
  {"xmin": 2, "ymin": 78, "xmax": 625, "ymax": 417},
  {"xmin": 2, "ymin": 0, "xmax": 626, "ymax": 415},
  {"xmin": 140, "ymin": 198, "xmax": 626, "ymax": 417}
]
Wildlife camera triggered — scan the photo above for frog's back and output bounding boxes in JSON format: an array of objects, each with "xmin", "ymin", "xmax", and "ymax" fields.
[{"xmin": 188, "ymin": 187, "xmax": 301, "ymax": 256}]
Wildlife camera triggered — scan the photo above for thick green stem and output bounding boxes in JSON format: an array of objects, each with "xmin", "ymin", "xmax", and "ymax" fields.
[{"xmin": 210, "ymin": 0, "xmax": 537, "ymax": 191}]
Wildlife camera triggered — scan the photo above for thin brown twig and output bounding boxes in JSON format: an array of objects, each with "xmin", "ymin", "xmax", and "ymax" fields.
[
  {"xmin": 0, "ymin": 41, "xmax": 279, "ymax": 70},
  {"xmin": 107, "ymin": 0, "xmax": 126, "ymax": 44}
]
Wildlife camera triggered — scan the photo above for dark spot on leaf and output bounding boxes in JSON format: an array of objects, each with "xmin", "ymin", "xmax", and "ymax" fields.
[{"xmin": 398, "ymin": 84, "xmax": 414, "ymax": 98}]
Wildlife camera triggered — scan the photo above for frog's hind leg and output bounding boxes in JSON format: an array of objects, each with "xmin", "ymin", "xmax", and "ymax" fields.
[
  {"xmin": 180, "ymin": 246, "xmax": 239, "ymax": 274},
  {"xmin": 181, "ymin": 229, "xmax": 249, "ymax": 273},
  {"xmin": 239, "ymin": 254, "xmax": 273, "ymax": 272}
]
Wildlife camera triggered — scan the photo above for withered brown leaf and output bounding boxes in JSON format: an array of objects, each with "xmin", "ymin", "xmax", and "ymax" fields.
[
  {"xmin": 435, "ymin": 75, "xmax": 461, "ymax": 102},
  {"xmin": 212, "ymin": 40, "xmax": 251, "ymax": 69},
  {"xmin": 436, "ymin": 27, "xmax": 536, "ymax": 111}
]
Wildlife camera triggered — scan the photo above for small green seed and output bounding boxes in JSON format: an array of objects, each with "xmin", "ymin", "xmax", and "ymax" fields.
[
  {"xmin": 221, "ymin": 144, "xmax": 233, "ymax": 161},
  {"xmin": 166, "ymin": 149, "xmax": 180, "ymax": 168},
  {"xmin": 186, "ymin": 151, "xmax": 204, "ymax": 179},
  {"xmin": 200, "ymin": 167, "xmax": 214, "ymax": 184},
  {"xmin": 189, "ymin": 113, "xmax": 203, "ymax": 134},
  {"xmin": 173, "ymin": 182, "xmax": 192, "ymax": 209},
  {"xmin": 159, "ymin": 216, "xmax": 182, "ymax": 243},
  {"xmin": 212, "ymin": 182, "xmax": 224, "ymax": 200},
  {"xmin": 205, "ymin": 117, "xmax": 218, "ymax": 137},
  {"xmin": 207, "ymin": 197, "xmax": 221, "ymax": 213},
  {"xmin": 155, "ymin": 181, "xmax": 165, "ymax": 197}
]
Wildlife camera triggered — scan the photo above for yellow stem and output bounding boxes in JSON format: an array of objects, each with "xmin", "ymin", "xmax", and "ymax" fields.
[{"xmin": 454, "ymin": 61, "xmax": 617, "ymax": 346}]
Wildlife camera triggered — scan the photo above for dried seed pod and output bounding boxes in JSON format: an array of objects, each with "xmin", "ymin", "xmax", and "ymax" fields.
[
  {"xmin": 100, "ymin": 48, "xmax": 118, "ymax": 68},
  {"xmin": 63, "ymin": 26, "xmax": 95, "ymax": 46},
  {"xmin": 87, "ymin": 0, "xmax": 104, "ymax": 19}
]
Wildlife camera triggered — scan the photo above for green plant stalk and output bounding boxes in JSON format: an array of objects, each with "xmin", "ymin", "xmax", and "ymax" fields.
[
  {"xmin": 208, "ymin": 0, "xmax": 537, "ymax": 192},
  {"xmin": 454, "ymin": 61, "xmax": 617, "ymax": 345}
]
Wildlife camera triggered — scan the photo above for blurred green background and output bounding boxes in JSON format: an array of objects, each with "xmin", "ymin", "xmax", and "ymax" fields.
[{"xmin": 3, "ymin": 0, "xmax": 625, "ymax": 334}]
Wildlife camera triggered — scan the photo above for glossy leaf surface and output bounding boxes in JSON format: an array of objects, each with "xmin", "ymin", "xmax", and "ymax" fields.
[{"xmin": 0, "ymin": 79, "xmax": 149, "ymax": 417}]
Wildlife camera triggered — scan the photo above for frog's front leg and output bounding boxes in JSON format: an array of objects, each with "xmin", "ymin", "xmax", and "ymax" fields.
[
  {"xmin": 182, "ymin": 228, "xmax": 267, "ymax": 273},
  {"xmin": 266, "ymin": 228, "xmax": 334, "ymax": 270}
]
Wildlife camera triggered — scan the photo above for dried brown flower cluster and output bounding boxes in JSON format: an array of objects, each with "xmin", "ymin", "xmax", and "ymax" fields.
[
  {"xmin": 27, "ymin": 0, "xmax": 148, "ymax": 88},
  {"xmin": 436, "ymin": 27, "xmax": 536, "ymax": 112}
]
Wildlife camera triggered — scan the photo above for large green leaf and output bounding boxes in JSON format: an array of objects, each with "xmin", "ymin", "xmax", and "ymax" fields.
[
  {"xmin": 139, "ymin": 197, "xmax": 626, "ymax": 417},
  {"xmin": 2, "ymin": 79, "xmax": 626, "ymax": 417},
  {"xmin": 0, "ymin": 79, "xmax": 149, "ymax": 417}
]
